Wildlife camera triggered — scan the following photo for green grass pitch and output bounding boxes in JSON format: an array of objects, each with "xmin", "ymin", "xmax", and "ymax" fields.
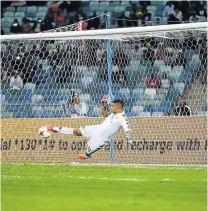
[{"xmin": 1, "ymin": 163, "xmax": 207, "ymax": 211}]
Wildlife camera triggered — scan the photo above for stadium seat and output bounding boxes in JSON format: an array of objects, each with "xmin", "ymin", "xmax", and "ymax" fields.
[
  {"xmin": 131, "ymin": 105, "xmax": 144, "ymax": 113},
  {"xmin": 159, "ymin": 100, "xmax": 172, "ymax": 113},
  {"xmin": 121, "ymin": 1, "xmax": 131, "ymax": 7},
  {"xmin": 152, "ymin": 112, "xmax": 164, "ymax": 116},
  {"xmin": 147, "ymin": 6, "xmax": 157, "ymax": 12},
  {"xmin": 154, "ymin": 60, "xmax": 165, "ymax": 69},
  {"xmin": 169, "ymin": 66, "xmax": 183, "ymax": 81},
  {"xmin": 139, "ymin": 112, "xmax": 151, "ymax": 117},
  {"xmin": 27, "ymin": 6, "xmax": 38, "ymax": 13},
  {"xmin": 144, "ymin": 88, "xmax": 157, "ymax": 100},
  {"xmin": 1, "ymin": 112, "xmax": 14, "ymax": 118},
  {"xmin": 6, "ymin": 7, "xmax": 16, "ymax": 12},
  {"xmin": 15, "ymin": 110, "xmax": 30, "ymax": 118},
  {"xmin": 144, "ymin": 105, "xmax": 154, "ymax": 113},
  {"xmin": 89, "ymin": 1, "xmax": 99, "ymax": 6},
  {"xmin": 14, "ymin": 12, "xmax": 25, "ymax": 17},
  {"xmin": 31, "ymin": 94, "xmax": 43, "ymax": 104},
  {"xmin": 159, "ymin": 65, "xmax": 172, "ymax": 75},
  {"xmin": 114, "ymin": 6, "xmax": 126, "ymax": 13},
  {"xmin": 131, "ymin": 88, "xmax": 144, "ymax": 103},
  {"xmin": 79, "ymin": 94, "xmax": 91, "ymax": 102},
  {"xmin": 174, "ymin": 82, "xmax": 185, "ymax": 95},
  {"xmin": 4, "ymin": 11, "xmax": 14, "ymax": 17},
  {"xmin": 36, "ymin": 11, "xmax": 47, "ymax": 19},
  {"xmin": 100, "ymin": 1, "xmax": 109, "ymax": 6},
  {"xmin": 24, "ymin": 83, "xmax": 36, "ymax": 93},
  {"xmin": 38, "ymin": 6, "xmax": 48, "ymax": 12},
  {"xmin": 2, "ymin": 28, "xmax": 10, "ymax": 34},
  {"xmin": 110, "ymin": 1, "xmax": 120, "ymax": 6},
  {"xmin": 16, "ymin": 7, "xmax": 27, "ymax": 12},
  {"xmin": 200, "ymin": 16, "xmax": 207, "ymax": 22}
]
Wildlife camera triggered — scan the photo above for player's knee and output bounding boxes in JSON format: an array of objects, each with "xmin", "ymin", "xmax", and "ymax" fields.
[{"xmin": 73, "ymin": 128, "xmax": 82, "ymax": 136}]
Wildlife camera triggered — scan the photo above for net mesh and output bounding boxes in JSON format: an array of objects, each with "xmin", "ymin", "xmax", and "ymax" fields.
[{"xmin": 1, "ymin": 24, "xmax": 207, "ymax": 165}]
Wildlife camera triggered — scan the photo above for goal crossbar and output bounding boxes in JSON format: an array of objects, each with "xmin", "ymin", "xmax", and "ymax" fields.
[{"xmin": 1, "ymin": 22, "xmax": 207, "ymax": 41}]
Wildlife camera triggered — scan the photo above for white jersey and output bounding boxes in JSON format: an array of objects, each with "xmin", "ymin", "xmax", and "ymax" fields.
[{"xmin": 99, "ymin": 111, "xmax": 131, "ymax": 139}]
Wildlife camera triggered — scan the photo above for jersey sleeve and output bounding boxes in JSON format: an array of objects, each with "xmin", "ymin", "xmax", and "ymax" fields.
[{"xmin": 120, "ymin": 114, "xmax": 131, "ymax": 133}]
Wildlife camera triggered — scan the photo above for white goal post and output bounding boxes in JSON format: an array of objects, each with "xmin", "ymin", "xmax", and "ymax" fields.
[{"xmin": 1, "ymin": 22, "xmax": 207, "ymax": 165}]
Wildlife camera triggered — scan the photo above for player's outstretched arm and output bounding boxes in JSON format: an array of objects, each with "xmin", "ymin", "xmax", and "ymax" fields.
[{"xmin": 46, "ymin": 126, "xmax": 82, "ymax": 136}]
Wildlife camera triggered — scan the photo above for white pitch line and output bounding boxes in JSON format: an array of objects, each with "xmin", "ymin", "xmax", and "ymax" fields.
[{"xmin": 1, "ymin": 175, "xmax": 207, "ymax": 182}]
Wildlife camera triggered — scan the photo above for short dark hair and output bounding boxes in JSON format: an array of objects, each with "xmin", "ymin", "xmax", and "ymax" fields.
[{"xmin": 112, "ymin": 99, "xmax": 124, "ymax": 108}]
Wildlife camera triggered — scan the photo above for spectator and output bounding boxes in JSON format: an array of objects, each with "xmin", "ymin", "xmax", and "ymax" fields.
[
  {"xmin": 175, "ymin": 49, "xmax": 187, "ymax": 69},
  {"xmin": 29, "ymin": 45, "xmax": 40, "ymax": 57},
  {"xmin": 189, "ymin": 11, "xmax": 200, "ymax": 22},
  {"xmin": 154, "ymin": 17, "xmax": 161, "ymax": 26},
  {"xmin": 174, "ymin": 96, "xmax": 191, "ymax": 116},
  {"xmin": 139, "ymin": 1, "xmax": 151, "ymax": 7},
  {"xmin": 174, "ymin": 7, "xmax": 183, "ymax": 22},
  {"xmin": 137, "ymin": 12, "xmax": 143, "ymax": 26},
  {"xmin": 156, "ymin": 42, "xmax": 168, "ymax": 61},
  {"xmin": 10, "ymin": 19, "xmax": 22, "ymax": 34},
  {"xmin": 142, "ymin": 8, "xmax": 152, "ymax": 25},
  {"xmin": 87, "ymin": 12, "xmax": 100, "ymax": 30},
  {"xmin": 100, "ymin": 96, "xmax": 110, "ymax": 117},
  {"xmin": 21, "ymin": 18, "xmax": 32, "ymax": 33},
  {"xmin": 163, "ymin": 1, "xmax": 175, "ymax": 17},
  {"xmin": 1, "ymin": 28, "xmax": 4, "ymax": 35},
  {"xmin": 143, "ymin": 42, "xmax": 155, "ymax": 65},
  {"xmin": 165, "ymin": 48, "xmax": 175, "ymax": 68},
  {"xmin": 11, "ymin": 0, "xmax": 26, "ymax": 7},
  {"xmin": 74, "ymin": 8, "xmax": 87, "ymax": 23},
  {"xmin": 117, "ymin": 11, "xmax": 131, "ymax": 28},
  {"xmin": 66, "ymin": 89, "xmax": 87, "ymax": 117},
  {"xmin": 57, "ymin": 65, "xmax": 72, "ymax": 83},
  {"xmin": 54, "ymin": 9, "xmax": 64, "ymax": 28},
  {"xmin": 44, "ymin": 14, "xmax": 54, "ymax": 30},
  {"xmin": 9, "ymin": 72, "xmax": 23, "ymax": 91},
  {"xmin": 197, "ymin": 3, "xmax": 207, "ymax": 17},
  {"xmin": 39, "ymin": 45, "xmax": 50, "ymax": 60},
  {"xmin": 182, "ymin": 8, "xmax": 190, "ymax": 22},
  {"xmin": 49, "ymin": 1, "xmax": 59, "ymax": 13},
  {"xmin": 130, "ymin": 6, "xmax": 138, "ymax": 27},
  {"xmin": 147, "ymin": 73, "xmax": 160, "ymax": 88},
  {"xmin": 59, "ymin": 1, "xmax": 81, "ymax": 13},
  {"xmin": 199, "ymin": 41, "xmax": 207, "ymax": 84},
  {"xmin": 161, "ymin": 73, "xmax": 171, "ymax": 89},
  {"xmin": 33, "ymin": 18, "xmax": 44, "ymax": 33},
  {"xmin": 52, "ymin": 45, "xmax": 60, "ymax": 65},
  {"xmin": 99, "ymin": 51, "xmax": 108, "ymax": 81},
  {"xmin": 113, "ymin": 49, "xmax": 130, "ymax": 82},
  {"xmin": 168, "ymin": 13, "xmax": 181, "ymax": 24}
]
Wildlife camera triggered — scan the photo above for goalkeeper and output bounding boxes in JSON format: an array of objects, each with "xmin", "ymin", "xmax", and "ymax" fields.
[{"xmin": 46, "ymin": 99, "xmax": 133, "ymax": 159}]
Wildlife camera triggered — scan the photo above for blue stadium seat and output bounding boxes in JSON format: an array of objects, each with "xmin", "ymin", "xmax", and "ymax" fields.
[
  {"xmin": 152, "ymin": 112, "xmax": 164, "ymax": 116},
  {"xmin": 6, "ymin": 7, "xmax": 16, "ymax": 12},
  {"xmin": 15, "ymin": 110, "xmax": 30, "ymax": 118},
  {"xmin": 158, "ymin": 100, "xmax": 172, "ymax": 113},
  {"xmin": 144, "ymin": 105, "xmax": 154, "ymax": 113}
]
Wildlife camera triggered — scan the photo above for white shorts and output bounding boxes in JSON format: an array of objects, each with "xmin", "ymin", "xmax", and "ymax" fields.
[{"xmin": 80, "ymin": 125, "xmax": 108, "ymax": 154}]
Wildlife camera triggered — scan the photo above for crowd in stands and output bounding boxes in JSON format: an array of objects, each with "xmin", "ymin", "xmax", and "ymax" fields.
[
  {"xmin": 1, "ymin": 1, "xmax": 207, "ymax": 118},
  {"xmin": 1, "ymin": 0, "xmax": 207, "ymax": 35}
]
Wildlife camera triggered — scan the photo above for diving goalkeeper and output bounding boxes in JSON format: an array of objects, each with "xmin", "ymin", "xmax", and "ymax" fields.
[{"xmin": 46, "ymin": 99, "xmax": 133, "ymax": 159}]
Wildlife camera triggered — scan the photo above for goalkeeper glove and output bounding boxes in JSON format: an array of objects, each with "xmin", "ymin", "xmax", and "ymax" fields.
[{"xmin": 127, "ymin": 136, "xmax": 133, "ymax": 144}]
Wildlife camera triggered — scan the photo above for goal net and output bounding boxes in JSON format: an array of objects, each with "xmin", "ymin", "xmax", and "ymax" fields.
[{"xmin": 1, "ymin": 22, "xmax": 207, "ymax": 165}]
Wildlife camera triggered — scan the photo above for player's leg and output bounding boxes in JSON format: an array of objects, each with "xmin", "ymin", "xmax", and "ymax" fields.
[
  {"xmin": 79, "ymin": 135, "xmax": 106, "ymax": 159},
  {"xmin": 47, "ymin": 126, "xmax": 82, "ymax": 136}
]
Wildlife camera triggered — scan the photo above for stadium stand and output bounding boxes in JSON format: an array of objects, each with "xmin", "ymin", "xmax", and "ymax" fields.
[{"xmin": 1, "ymin": 1, "xmax": 207, "ymax": 118}]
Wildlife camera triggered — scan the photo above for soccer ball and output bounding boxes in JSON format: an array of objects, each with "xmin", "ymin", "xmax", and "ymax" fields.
[{"xmin": 38, "ymin": 126, "xmax": 51, "ymax": 138}]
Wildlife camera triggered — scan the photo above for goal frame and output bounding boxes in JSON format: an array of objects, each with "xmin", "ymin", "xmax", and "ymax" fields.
[{"xmin": 1, "ymin": 22, "xmax": 207, "ymax": 166}]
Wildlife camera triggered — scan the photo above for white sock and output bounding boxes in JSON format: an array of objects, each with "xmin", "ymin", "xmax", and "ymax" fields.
[{"xmin": 58, "ymin": 127, "xmax": 74, "ymax": 135}]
